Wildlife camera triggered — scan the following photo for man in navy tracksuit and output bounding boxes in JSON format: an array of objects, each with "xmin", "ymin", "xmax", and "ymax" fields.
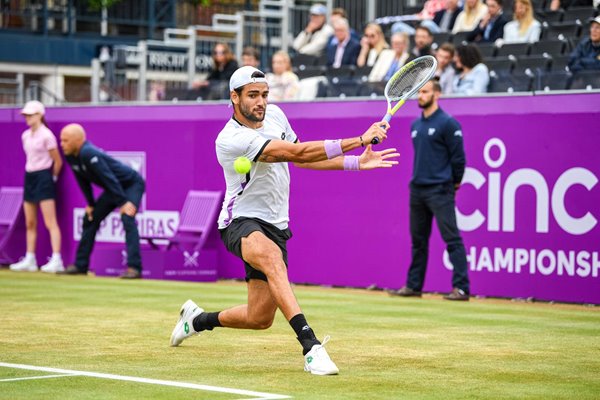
[
  {"xmin": 391, "ymin": 79, "xmax": 470, "ymax": 301},
  {"xmin": 59, "ymin": 123, "xmax": 145, "ymax": 279}
]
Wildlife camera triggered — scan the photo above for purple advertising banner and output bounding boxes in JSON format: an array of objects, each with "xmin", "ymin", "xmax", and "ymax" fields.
[{"xmin": 1, "ymin": 93, "xmax": 599, "ymax": 303}]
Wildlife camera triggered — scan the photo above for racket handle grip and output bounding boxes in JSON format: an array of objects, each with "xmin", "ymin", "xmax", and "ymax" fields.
[{"xmin": 372, "ymin": 114, "xmax": 393, "ymax": 144}]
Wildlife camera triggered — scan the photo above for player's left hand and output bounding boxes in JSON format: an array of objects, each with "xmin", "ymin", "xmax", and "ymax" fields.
[
  {"xmin": 358, "ymin": 145, "xmax": 400, "ymax": 170},
  {"xmin": 120, "ymin": 201, "xmax": 137, "ymax": 217}
]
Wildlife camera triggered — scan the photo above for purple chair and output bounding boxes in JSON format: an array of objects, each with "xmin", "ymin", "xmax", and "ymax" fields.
[
  {"xmin": 143, "ymin": 190, "xmax": 223, "ymax": 253},
  {"xmin": 0, "ymin": 187, "xmax": 24, "ymax": 264}
]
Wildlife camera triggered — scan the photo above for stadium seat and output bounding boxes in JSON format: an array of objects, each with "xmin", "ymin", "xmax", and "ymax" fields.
[
  {"xmin": 488, "ymin": 70, "xmax": 535, "ymax": 93},
  {"xmin": 452, "ymin": 31, "xmax": 471, "ymax": 45},
  {"xmin": 495, "ymin": 42, "xmax": 531, "ymax": 57},
  {"xmin": 485, "ymin": 55, "xmax": 517, "ymax": 74},
  {"xmin": 514, "ymin": 54, "xmax": 552, "ymax": 74},
  {"xmin": 292, "ymin": 53, "xmax": 319, "ymax": 68},
  {"xmin": 325, "ymin": 65, "xmax": 355, "ymax": 80},
  {"xmin": 0, "ymin": 187, "xmax": 24, "ymax": 265},
  {"xmin": 354, "ymin": 65, "xmax": 373, "ymax": 82},
  {"xmin": 142, "ymin": 190, "xmax": 222, "ymax": 254},
  {"xmin": 535, "ymin": 70, "xmax": 573, "ymax": 91},
  {"xmin": 569, "ymin": 70, "xmax": 600, "ymax": 90},
  {"xmin": 561, "ymin": 7, "xmax": 597, "ymax": 23},
  {"xmin": 478, "ymin": 43, "xmax": 497, "ymax": 58},
  {"xmin": 541, "ymin": 21, "xmax": 582, "ymax": 40},
  {"xmin": 294, "ymin": 65, "xmax": 326, "ymax": 80},
  {"xmin": 530, "ymin": 39, "xmax": 567, "ymax": 55},
  {"xmin": 550, "ymin": 54, "xmax": 571, "ymax": 71},
  {"xmin": 358, "ymin": 81, "xmax": 386, "ymax": 97},
  {"xmin": 433, "ymin": 32, "xmax": 452, "ymax": 47},
  {"xmin": 324, "ymin": 77, "xmax": 361, "ymax": 98},
  {"xmin": 536, "ymin": 9, "xmax": 564, "ymax": 23}
]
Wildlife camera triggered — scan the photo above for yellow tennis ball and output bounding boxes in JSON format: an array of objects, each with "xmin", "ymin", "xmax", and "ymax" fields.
[{"xmin": 234, "ymin": 156, "xmax": 252, "ymax": 174}]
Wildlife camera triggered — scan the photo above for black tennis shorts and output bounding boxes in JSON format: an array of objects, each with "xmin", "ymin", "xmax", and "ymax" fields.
[
  {"xmin": 24, "ymin": 168, "xmax": 56, "ymax": 203},
  {"xmin": 219, "ymin": 217, "xmax": 292, "ymax": 282}
]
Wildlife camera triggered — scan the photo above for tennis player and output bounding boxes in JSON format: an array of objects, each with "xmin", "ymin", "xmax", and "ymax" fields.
[{"xmin": 170, "ymin": 66, "xmax": 400, "ymax": 375}]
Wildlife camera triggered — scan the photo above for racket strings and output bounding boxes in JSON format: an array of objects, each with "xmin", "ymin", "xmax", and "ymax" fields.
[{"xmin": 385, "ymin": 58, "xmax": 437, "ymax": 101}]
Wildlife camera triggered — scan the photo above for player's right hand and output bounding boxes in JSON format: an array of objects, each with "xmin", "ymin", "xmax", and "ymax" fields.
[
  {"xmin": 362, "ymin": 121, "xmax": 389, "ymax": 145},
  {"xmin": 85, "ymin": 205, "xmax": 94, "ymax": 221}
]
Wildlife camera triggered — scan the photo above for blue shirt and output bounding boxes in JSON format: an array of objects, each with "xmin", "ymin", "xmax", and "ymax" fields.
[
  {"xmin": 66, "ymin": 141, "xmax": 142, "ymax": 207},
  {"xmin": 410, "ymin": 107, "xmax": 466, "ymax": 185}
]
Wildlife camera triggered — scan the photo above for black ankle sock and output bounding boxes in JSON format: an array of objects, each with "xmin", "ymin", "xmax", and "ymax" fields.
[
  {"xmin": 192, "ymin": 311, "xmax": 222, "ymax": 332},
  {"xmin": 289, "ymin": 313, "xmax": 320, "ymax": 355}
]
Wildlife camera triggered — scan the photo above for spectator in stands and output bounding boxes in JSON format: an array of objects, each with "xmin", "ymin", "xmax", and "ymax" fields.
[
  {"xmin": 327, "ymin": 7, "xmax": 360, "ymax": 46},
  {"xmin": 432, "ymin": 0, "xmax": 463, "ymax": 33},
  {"xmin": 391, "ymin": 0, "xmax": 447, "ymax": 34},
  {"xmin": 568, "ymin": 16, "xmax": 600, "ymax": 72},
  {"xmin": 293, "ymin": 3, "xmax": 333, "ymax": 57},
  {"xmin": 242, "ymin": 46, "xmax": 261, "ymax": 69},
  {"xmin": 412, "ymin": 25, "xmax": 435, "ymax": 58},
  {"xmin": 9, "ymin": 101, "xmax": 64, "ymax": 274},
  {"xmin": 369, "ymin": 32, "xmax": 413, "ymax": 82},
  {"xmin": 452, "ymin": 0, "xmax": 488, "ymax": 34},
  {"xmin": 148, "ymin": 81, "xmax": 166, "ymax": 102},
  {"xmin": 357, "ymin": 23, "xmax": 390, "ymax": 67},
  {"xmin": 435, "ymin": 43, "xmax": 457, "ymax": 94},
  {"xmin": 266, "ymin": 51, "xmax": 300, "ymax": 101},
  {"xmin": 452, "ymin": 44, "xmax": 489, "ymax": 94},
  {"xmin": 192, "ymin": 43, "xmax": 239, "ymax": 100},
  {"xmin": 327, "ymin": 17, "xmax": 361, "ymax": 68},
  {"xmin": 502, "ymin": 0, "xmax": 541, "ymax": 44},
  {"xmin": 468, "ymin": 0, "xmax": 509, "ymax": 43}
]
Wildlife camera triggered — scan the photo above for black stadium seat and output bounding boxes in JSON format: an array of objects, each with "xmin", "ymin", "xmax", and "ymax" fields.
[
  {"xmin": 536, "ymin": 9, "xmax": 564, "ymax": 23},
  {"xmin": 551, "ymin": 54, "xmax": 571, "ymax": 71},
  {"xmin": 478, "ymin": 43, "xmax": 497, "ymax": 58},
  {"xmin": 541, "ymin": 21, "xmax": 582, "ymax": 40},
  {"xmin": 485, "ymin": 55, "xmax": 517, "ymax": 74},
  {"xmin": 535, "ymin": 70, "xmax": 573, "ymax": 91},
  {"xmin": 292, "ymin": 54, "xmax": 318, "ymax": 68},
  {"xmin": 561, "ymin": 7, "xmax": 597, "ymax": 23},
  {"xmin": 495, "ymin": 42, "xmax": 531, "ymax": 57},
  {"xmin": 530, "ymin": 39, "xmax": 568, "ymax": 55},
  {"xmin": 451, "ymin": 31, "xmax": 471, "ymax": 45},
  {"xmin": 514, "ymin": 54, "xmax": 553, "ymax": 74},
  {"xmin": 569, "ymin": 70, "xmax": 600, "ymax": 90},
  {"xmin": 294, "ymin": 65, "xmax": 325, "ymax": 80},
  {"xmin": 488, "ymin": 70, "xmax": 535, "ymax": 93}
]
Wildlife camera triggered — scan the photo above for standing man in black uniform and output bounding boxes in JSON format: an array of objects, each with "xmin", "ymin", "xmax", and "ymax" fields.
[
  {"xmin": 391, "ymin": 79, "xmax": 470, "ymax": 301},
  {"xmin": 59, "ymin": 123, "xmax": 145, "ymax": 279}
]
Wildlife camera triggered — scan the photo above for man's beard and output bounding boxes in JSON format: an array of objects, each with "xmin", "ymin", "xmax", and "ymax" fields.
[
  {"xmin": 418, "ymin": 96, "xmax": 434, "ymax": 109},
  {"xmin": 240, "ymin": 103, "xmax": 265, "ymax": 122}
]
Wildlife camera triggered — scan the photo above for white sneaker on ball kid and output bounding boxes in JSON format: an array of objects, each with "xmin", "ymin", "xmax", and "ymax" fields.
[
  {"xmin": 40, "ymin": 254, "xmax": 65, "ymax": 273},
  {"xmin": 304, "ymin": 336, "xmax": 339, "ymax": 375},
  {"xmin": 170, "ymin": 299, "xmax": 204, "ymax": 347},
  {"xmin": 9, "ymin": 254, "xmax": 38, "ymax": 272}
]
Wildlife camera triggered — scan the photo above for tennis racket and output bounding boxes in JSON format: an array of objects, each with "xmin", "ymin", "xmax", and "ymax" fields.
[{"xmin": 372, "ymin": 55, "xmax": 438, "ymax": 144}]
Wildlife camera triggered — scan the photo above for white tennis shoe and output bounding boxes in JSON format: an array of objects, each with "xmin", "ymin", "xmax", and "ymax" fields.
[
  {"xmin": 9, "ymin": 256, "xmax": 38, "ymax": 272},
  {"xmin": 170, "ymin": 299, "xmax": 204, "ymax": 347},
  {"xmin": 304, "ymin": 336, "xmax": 339, "ymax": 375},
  {"xmin": 40, "ymin": 256, "xmax": 65, "ymax": 273}
]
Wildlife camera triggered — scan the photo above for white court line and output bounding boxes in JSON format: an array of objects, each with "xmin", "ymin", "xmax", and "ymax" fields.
[
  {"xmin": 0, "ymin": 362, "xmax": 291, "ymax": 400},
  {"xmin": 0, "ymin": 373, "xmax": 79, "ymax": 383}
]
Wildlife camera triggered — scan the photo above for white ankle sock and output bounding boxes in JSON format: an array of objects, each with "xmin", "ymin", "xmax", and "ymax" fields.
[
  {"xmin": 51, "ymin": 253, "xmax": 62, "ymax": 260},
  {"xmin": 25, "ymin": 252, "xmax": 35, "ymax": 261}
]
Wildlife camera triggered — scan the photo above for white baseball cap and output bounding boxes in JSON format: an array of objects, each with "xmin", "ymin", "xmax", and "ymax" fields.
[
  {"xmin": 591, "ymin": 16, "xmax": 600, "ymax": 25},
  {"xmin": 310, "ymin": 3, "xmax": 327, "ymax": 15},
  {"xmin": 229, "ymin": 66, "xmax": 268, "ymax": 91},
  {"xmin": 20, "ymin": 100, "xmax": 45, "ymax": 116}
]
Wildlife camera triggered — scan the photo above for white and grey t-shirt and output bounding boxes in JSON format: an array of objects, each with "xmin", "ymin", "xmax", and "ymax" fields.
[{"xmin": 216, "ymin": 104, "xmax": 298, "ymax": 230}]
